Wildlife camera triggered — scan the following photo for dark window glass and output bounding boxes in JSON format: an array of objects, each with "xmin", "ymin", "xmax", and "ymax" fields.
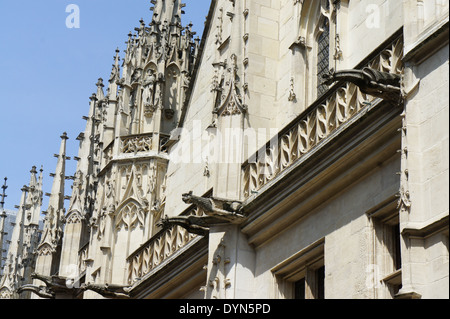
[
  {"xmin": 393, "ymin": 223, "xmax": 402, "ymax": 270},
  {"xmin": 316, "ymin": 266, "xmax": 325, "ymax": 299},
  {"xmin": 294, "ymin": 278, "xmax": 306, "ymax": 299},
  {"xmin": 317, "ymin": 19, "xmax": 330, "ymax": 97}
]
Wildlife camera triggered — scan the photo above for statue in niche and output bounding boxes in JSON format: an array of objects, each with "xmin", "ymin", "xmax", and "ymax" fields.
[
  {"xmin": 117, "ymin": 89, "xmax": 125, "ymax": 113},
  {"xmin": 135, "ymin": 173, "xmax": 149, "ymax": 207},
  {"xmin": 105, "ymin": 180, "xmax": 116, "ymax": 214},
  {"xmin": 129, "ymin": 89, "xmax": 137, "ymax": 108},
  {"xmin": 153, "ymin": 76, "xmax": 162, "ymax": 109},
  {"xmin": 97, "ymin": 179, "xmax": 115, "ymax": 240},
  {"xmin": 165, "ymin": 66, "xmax": 179, "ymax": 115},
  {"xmin": 143, "ymin": 68, "xmax": 157, "ymax": 117}
]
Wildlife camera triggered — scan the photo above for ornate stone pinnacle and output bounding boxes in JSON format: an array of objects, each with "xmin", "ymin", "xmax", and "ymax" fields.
[
  {"xmin": 90, "ymin": 93, "xmax": 97, "ymax": 101},
  {"xmin": 0, "ymin": 177, "xmax": 7, "ymax": 208},
  {"xmin": 96, "ymin": 78, "xmax": 104, "ymax": 88}
]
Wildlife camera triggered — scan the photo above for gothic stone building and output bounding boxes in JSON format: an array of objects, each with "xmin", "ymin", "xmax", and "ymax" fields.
[{"xmin": 1, "ymin": 0, "xmax": 448, "ymax": 299}]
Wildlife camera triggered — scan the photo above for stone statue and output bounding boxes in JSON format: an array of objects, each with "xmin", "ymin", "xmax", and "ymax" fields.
[
  {"xmin": 143, "ymin": 68, "xmax": 156, "ymax": 107},
  {"xmin": 322, "ymin": 67, "xmax": 402, "ymax": 103},
  {"xmin": 157, "ymin": 192, "xmax": 245, "ymax": 235}
]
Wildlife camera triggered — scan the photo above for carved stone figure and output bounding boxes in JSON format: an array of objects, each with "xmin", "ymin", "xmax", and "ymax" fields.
[
  {"xmin": 142, "ymin": 68, "xmax": 157, "ymax": 115},
  {"xmin": 17, "ymin": 284, "xmax": 55, "ymax": 299},
  {"xmin": 158, "ymin": 215, "xmax": 213, "ymax": 236},
  {"xmin": 81, "ymin": 283, "xmax": 132, "ymax": 299},
  {"xmin": 17, "ymin": 273, "xmax": 83, "ymax": 299},
  {"xmin": 157, "ymin": 192, "xmax": 245, "ymax": 235},
  {"xmin": 322, "ymin": 67, "xmax": 402, "ymax": 103},
  {"xmin": 105, "ymin": 180, "xmax": 116, "ymax": 214},
  {"xmin": 182, "ymin": 191, "xmax": 244, "ymax": 222}
]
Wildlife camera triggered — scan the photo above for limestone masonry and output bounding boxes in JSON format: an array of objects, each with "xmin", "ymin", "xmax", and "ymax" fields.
[{"xmin": 1, "ymin": 0, "xmax": 448, "ymax": 299}]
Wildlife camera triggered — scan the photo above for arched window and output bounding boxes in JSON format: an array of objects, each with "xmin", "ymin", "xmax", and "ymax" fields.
[
  {"xmin": 292, "ymin": 0, "xmax": 346, "ymax": 106},
  {"xmin": 317, "ymin": 16, "xmax": 330, "ymax": 98}
]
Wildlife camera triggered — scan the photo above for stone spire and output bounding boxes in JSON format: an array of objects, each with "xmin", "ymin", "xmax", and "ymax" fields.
[
  {"xmin": 23, "ymin": 166, "xmax": 43, "ymax": 227},
  {"xmin": 109, "ymin": 48, "xmax": 121, "ymax": 88},
  {"xmin": 101, "ymin": 49, "xmax": 121, "ymax": 148},
  {"xmin": 0, "ymin": 178, "xmax": 6, "ymax": 210},
  {"xmin": 150, "ymin": 0, "xmax": 185, "ymax": 25},
  {"xmin": 19, "ymin": 166, "xmax": 44, "ymax": 298},
  {"xmin": 37, "ymin": 133, "xmax": 68, "ymax": 255},
  {"xmin": 67, "ymin": 94, "xmax": 98, "ymax": 221},
  {"xmin": 59, "ymin": 95, "xmax": 101, "ymax": 283},
  {"xmin": 0, "ymin": 177, "xmax": 8, "ymax": 270},
  {"xmin": 26, "ymin": 133, "xmax": 69, "ymax": 299},
  {"xmin": 96, "ymin": 78, "xmax": 105, "ymax": 102},
  {"xmin": 0, "ymin": 184, "xmax": 28, "ymax": 299}
]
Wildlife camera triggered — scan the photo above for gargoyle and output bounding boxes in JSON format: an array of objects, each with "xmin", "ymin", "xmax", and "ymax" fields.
[
  {"xmin": 17, "ymin": 273, "xmax": 83, "ymax": 299},
  {"xmin": 322, "ymin": 67, "xmax": 402, "ymax": 103},
  {"xmin": 17, "ymin": 284, "xmax": 55, "ymax": 299},
  {"xmin": 158, "ymin": 215, "xmax": 221, "ymax": 236},
  {"xmin": 182, "ymin": 191, "xmax": 244, "ymax": 223},
  {"xmin": 157, "ymin": 192, "xmax": 246, "ymax": 235},
  {"xmin": 81, "ymin": 283, "xmax": 132, "ymax": 299}
]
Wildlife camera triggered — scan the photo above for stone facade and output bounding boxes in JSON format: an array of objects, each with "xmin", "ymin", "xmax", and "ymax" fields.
[{"xmin": 0, "ymin": 0, "xmax": 448, "ymax": 299}]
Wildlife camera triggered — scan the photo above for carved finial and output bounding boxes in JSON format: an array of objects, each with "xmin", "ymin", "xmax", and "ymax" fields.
[
  {"xmin": 90, "ymin": 93, "xmax": 98, "ymax": 102},
  {"xmin": 0, "ymin": 177, "xmax": 7, "ymax": 209},
  {"xmin": 288, "ymin": 77, "xmax": 297, "ymax": 102},
  {"xmin": 30, "ymin": 166, "xmax": 37, "ymax": 175},
  {"xmin": 60, "ymin": 132, "xmax": 69, "ymax": 140},
  {"xmin": 96, "ymin": 78, "xmax": 104, "ymax": 88}
]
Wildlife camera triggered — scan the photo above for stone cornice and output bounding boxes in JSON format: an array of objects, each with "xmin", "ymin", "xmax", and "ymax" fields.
[{"xmin": 241, "ymin": 98, "xmax": 403, "ymax": 248}]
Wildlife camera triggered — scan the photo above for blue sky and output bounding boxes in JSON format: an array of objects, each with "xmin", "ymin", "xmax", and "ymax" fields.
[{"xmin": 0, "ymin": 1, "xmax": 211, "ymax": 211}]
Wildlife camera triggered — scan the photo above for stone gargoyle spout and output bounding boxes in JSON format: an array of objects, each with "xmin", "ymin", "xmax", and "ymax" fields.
[
  {"xmin": 158, "ymin": 192, "xmax": 246, "ymax": 235},
  {"xmin": 322, "ymin": 67, "xmax": 402, "ymax": 103}
]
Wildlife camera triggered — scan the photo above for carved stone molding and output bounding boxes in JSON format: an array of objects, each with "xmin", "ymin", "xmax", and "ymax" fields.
[
  {"xmin": 115, "ymin": 201, "xmax": 146, "ymax": 231},
  {"xmin": 215, "ymin": 54, "xmax": 247, "ymax": 117},
  {"xmin": 0, "ymin": 288, "xmax": 13, "ymax": 299},
  {"xmin": 121, "ymin": 135, "xmax": 154, "ymax": 154},
  {"xmin": 207, "ymin": 239, "xmax": 231, "ymax": 299}
]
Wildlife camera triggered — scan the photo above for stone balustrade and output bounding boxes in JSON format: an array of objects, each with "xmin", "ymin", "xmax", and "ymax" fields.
[
  {"xmin": 126, "ymin": 206, "xmax": 203, "ymax": 285},
  {"xmin": 242, "ymin": 36, "xmax": 403, "ymax": 199}
]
